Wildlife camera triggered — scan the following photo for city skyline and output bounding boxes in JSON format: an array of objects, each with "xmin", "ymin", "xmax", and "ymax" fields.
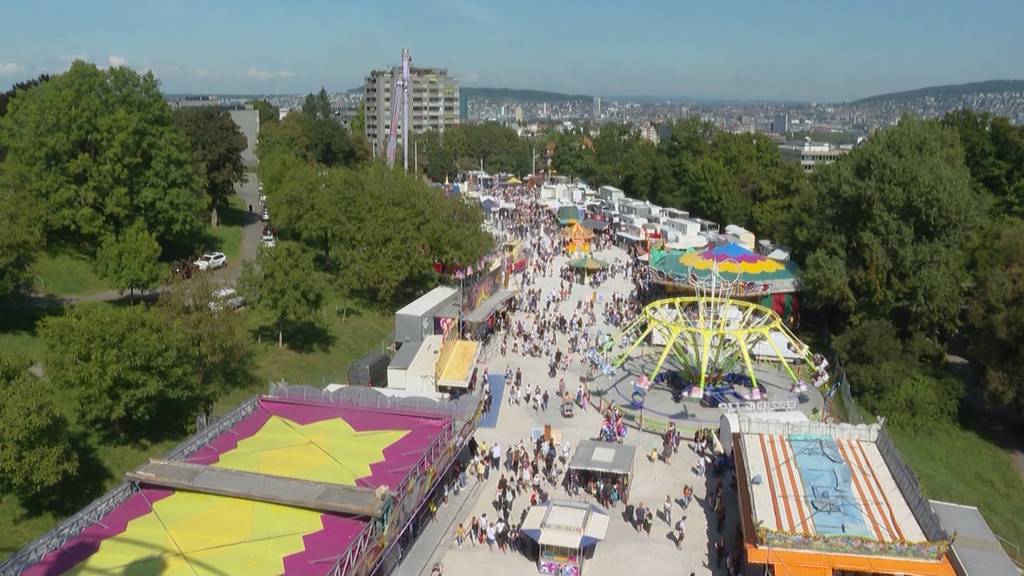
[{"xmin": 2, "ymin": 0, "xmax": 1024, "ymax": 102}]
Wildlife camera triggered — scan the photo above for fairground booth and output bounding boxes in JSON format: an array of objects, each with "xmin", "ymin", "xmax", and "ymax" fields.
[
  {"xmin": 568, "ymin": 440, "xmax": 636, "ymax": 505},
  {"xmin": 731, "ymin": 415, "xmax": 958, "ymax": 576},
  {"xmin": 562, "ymin": 222, "xmax": 595, "ymax": 255},
  {"xmin": 520, "ymin": 500, "xmax": 610, "ymax": 576},
  {"xmin": 388, "ymin": 286, "xmax": 479, "ymax": 398},
  {"xmin": 3, "ymin": 385, "xmax": 485, "ymax": 576}
]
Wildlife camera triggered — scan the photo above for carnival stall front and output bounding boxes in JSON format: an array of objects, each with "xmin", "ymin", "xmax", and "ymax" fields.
[
  {"xmin": 568, "ymin": 440, "xmax": 636, "ymax": 506},
  {"xmin": 520, "ymin": 500, "xmax": 609, "ymax": 576}
]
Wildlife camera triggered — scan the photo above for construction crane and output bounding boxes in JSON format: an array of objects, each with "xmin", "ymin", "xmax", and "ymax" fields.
[{"xmin": 386, "ymin": 48, "xmax": 411, "ymax": 171}]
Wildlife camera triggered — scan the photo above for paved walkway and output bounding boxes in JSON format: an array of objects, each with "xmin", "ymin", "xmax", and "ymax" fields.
[{"xmin": 422, "ymin": 241, "xmax": 743, "ymax": 575}]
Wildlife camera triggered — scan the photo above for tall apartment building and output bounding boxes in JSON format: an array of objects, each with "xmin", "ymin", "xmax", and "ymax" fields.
[{"xmin": 363, "ymin": 64, "xmax": 459, "ymax": 157}]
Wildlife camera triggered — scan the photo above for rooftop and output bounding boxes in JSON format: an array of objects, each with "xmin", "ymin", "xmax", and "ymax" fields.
[{"xmin": 23, "ymin": 398, "xmax": 449, "ymax": 576}]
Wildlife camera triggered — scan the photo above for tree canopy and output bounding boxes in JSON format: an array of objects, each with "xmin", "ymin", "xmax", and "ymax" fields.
[
  {"xmin": 260, "ymin": 158, "xmax": 492, "ymax": 302},
  {"xmin": 95, "ymin": 222, "xmax": 164, "ymax": 296},
  {"xmin": 787, "ymin": 116, "xmax": 984, "ymax": 341},
  {"xmin": 172, "ymin": 106, "xmax": 247, "ymax": 224},
  {"xmin": 413, "ymin": 123, "xmax": 532, "ymax": 180},
  {"xmin": 0, "ymin": 356, "xmax": 79, "ymax": 502},
  {"xmin": 0, "ymin": 61, "xmax": 205, "ymax": 252},
  {"xmin": 42, "ymin": 304, "xmax": 207, "ymax": 438},
  {"xmin": 238, "ymin": 242, "xmax": 327, "ymax": 348},
  {"xmin": 551, "ymin": 118, "xmax": 804, "ymax": 241}
]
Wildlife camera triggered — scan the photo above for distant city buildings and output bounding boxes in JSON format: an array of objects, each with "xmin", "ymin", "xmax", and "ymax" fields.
[
  {"xmin": 363, "ymin": 63, "xmax": 459, "ymax": 157},
  {"xmin": 638, "ymin": 122, "xmax": 660, "ymax": 144},
  {"xmin": 779, "ymin": 139, "xmax": 853, "ymax": 172}
]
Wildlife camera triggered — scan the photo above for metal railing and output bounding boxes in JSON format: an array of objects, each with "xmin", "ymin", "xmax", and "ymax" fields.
[{"xmin": 875, "ymin": 426, "xmax": 948, "ymax": 542}]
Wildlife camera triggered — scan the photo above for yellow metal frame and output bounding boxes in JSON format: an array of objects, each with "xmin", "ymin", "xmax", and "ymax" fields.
[{"xmin": 600, "ymin": 296, "xmax": 816, "ymax": 391}]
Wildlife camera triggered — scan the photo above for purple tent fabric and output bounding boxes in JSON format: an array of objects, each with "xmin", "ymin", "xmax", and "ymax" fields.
[{"xmin": 25, "ymin": 398, "xmax": 449, "ymax": 576}]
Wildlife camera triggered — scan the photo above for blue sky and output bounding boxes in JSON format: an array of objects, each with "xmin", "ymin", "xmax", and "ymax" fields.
[{"xmin": 1, "ymin": 0, "xmax": 1022, "ymax": 101}]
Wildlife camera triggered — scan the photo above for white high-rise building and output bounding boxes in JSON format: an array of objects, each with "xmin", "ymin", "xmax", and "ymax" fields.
[{"xmin": 363, "ymin": 64, "xmax": 460, "ymax": 157}]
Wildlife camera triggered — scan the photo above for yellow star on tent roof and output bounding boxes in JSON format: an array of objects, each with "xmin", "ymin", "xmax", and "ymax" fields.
[
  {"xmin": 66, "ymin": 415, "xmax": 409, "ymax": 575},
  {"xmin": 213, "ymin": 415, "xmax": 409, "ymax": 485}
]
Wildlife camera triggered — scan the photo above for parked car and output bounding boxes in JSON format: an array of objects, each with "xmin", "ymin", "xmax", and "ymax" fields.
[
  {"xmin": 261, "ymin": 208, "xmax": 270, "ymax": 222},
  {"xmin": 209, "ymin": 287, "xmax": 245, "ymax": 312},
  {"xmin": 261, "ymin": 231, "xmax": 277, "ymax": 248},
  {"xmin": 194, "ymin": 252, "xmax": 227, "ymax": 271}
]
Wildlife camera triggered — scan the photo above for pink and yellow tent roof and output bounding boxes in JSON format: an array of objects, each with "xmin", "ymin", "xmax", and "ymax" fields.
[{"xmin": 679, "ymin": 243, "xmax": 787, "ymax": 275}]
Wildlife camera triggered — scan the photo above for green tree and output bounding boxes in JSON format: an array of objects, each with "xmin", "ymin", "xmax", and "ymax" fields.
[
  {"xmin": 172, "ymin": 106, "xmax": 247, "ymax": 226},
  {"xmin": 967, "ymin": 220, "xmax": 1024, "ymax": 418},
  {"xmin": 302, "ymin": 87, "xmax": 332, "ymax": 120},
  {"xmin": 239, "ymin": 242, "xmax": 327, "ymax": 348},
  {"xmin": 943, "ymin": 109, "xmax": 1024, "ymax": 217},
  {"xmin": 95, "ymin": 222, "xmax": 163, "ymax": 297},
  {"xmin": 0, "ymin": 176, "xmax": 43, "ymax": 298},
  {"xmin": 157, "ymin": 274, "xmax": 253, "ymax": 393},
  {"xmin": 42, "ymin": 304, "xmax": 205, "ymax": 438},
  {"xmin": 789, "ymin": 116, "xmax": 983, "ymax": 340},
  {"xmin": 249, "ymin": 99, "xmax": 279, "ymax": 125},
  {"xmin": 0, "ymin": 356, "xmax": 80, "ymax": 502},
  {"xmin": 0, "ymin": 61, "xmax": 205, "ymax": 251}
]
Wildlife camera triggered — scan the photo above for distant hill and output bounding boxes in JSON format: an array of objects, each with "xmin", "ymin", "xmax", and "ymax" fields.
[
  {"xmin": 461, "ymin": 87, "xmax": 590, "ymax": 102},
  {"xmin": 851, "ymin": 79, "xmax": 1024, "ymax": 105}
]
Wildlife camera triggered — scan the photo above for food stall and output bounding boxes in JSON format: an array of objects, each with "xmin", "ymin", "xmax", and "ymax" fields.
[{"xmin": 520, "ymin": 500, "xmax": 609, "ymax": 576}]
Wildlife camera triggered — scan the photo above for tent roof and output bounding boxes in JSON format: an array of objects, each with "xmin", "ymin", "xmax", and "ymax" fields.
[
  {"xmin": 569, "ymin": 257, "xmax": 608, "ymax": 271},
  {"xmin": 569, "ymin": 440, "xmax": 636, "ymax": 475},
  {"xmin": 561, "ymin": 221, "xmax": 595, "ymax": 240},
  {"xmin": 520, "ymin": 500, "xmax": 609, "ymax": 549}
]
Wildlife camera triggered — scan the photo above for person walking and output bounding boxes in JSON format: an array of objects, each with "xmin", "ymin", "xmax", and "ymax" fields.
[
  {"xmin": 663, "ymin": 495, "xmax": 673, "ymax": 526},
  {"xmin": 491, "ymin": 442, "xmax": 502, "ymax": 470},
  {"xmin": 454, "ymin": 523, "xmax": 466, "ymax": 549},
  {"xmin": 485, "ymin": 521, "xmax": 496, "ymax": 551},
  {"xmin": 542, "ymin": 390, "xmax": 549, "ymax": 411},
  {"xmin": 675, "ymin": 517, "xmax": 686, "ymax": 550}
]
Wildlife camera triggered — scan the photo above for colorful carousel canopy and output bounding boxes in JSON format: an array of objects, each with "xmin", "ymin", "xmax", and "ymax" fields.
[
  {"xmin": 569, "ymin": 256, "xmax": 609, "ymax": 271},
  {"xmin": 561, "ymin": 221, "xmax": 595, "ymax": 241},
  {"xmin": 650, "ymin": 243, "xmax": 800, "ymax": 294}
]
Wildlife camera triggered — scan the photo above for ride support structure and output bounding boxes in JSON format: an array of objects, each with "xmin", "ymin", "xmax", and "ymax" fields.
[{"xmin": 386, "ymin": 48, "xmax": 411, "ymax": 172}]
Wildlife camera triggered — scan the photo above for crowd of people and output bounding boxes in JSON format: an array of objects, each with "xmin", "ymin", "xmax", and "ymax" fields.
[{"xmin": 437, "ymin": 183, "xmax": 749, "ymax": 575}]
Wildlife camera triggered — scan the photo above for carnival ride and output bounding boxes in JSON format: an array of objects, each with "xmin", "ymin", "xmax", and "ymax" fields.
[
  {"xmin": 386, "ymin": 48, "xmax": 411, "ymax": 172},
  {"xmin": 597, "ymin": 259, "xmax": 824, "ymax": 402}
]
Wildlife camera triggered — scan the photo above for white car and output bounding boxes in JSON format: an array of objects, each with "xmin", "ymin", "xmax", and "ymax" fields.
[
  {"xmin": 261, "ymin": 208, "xmax": 270, "ymax": 222},
  {"xmin": 261, "ymin": 231, "xmax": 277, "ymax": 248},
  {"xmin": 194, "ymin": 252, "xmax": 227, "ymax": 271},
  {"xmin": 209, "ymin": 287, "xmax": 245, "ymax": 312}
]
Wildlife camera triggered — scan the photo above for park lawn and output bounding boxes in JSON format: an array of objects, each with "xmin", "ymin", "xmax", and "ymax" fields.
[
  {"xmin": 206, "ymin": 195, "xmax": 247, "ymax": 263},
  {"xmin": 30, "ymin": 251, "xmax": 111, "ymax": 297},
  {"xmin": 244, "ymin": 296, "xmax": 393, "ymax": 396},
  {"xmin": 892, "ymin": 426, "xmax": 1024, "ymax": 558}
]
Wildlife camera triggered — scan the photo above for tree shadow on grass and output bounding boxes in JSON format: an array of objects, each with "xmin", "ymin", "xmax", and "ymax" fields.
[
  {"xmin": 0, "ymin": 298, "xmax": 66, "ymax": 333},
  {"xmin": 251, "ymin": 320, "xmax": 335, "ymax": 353}
]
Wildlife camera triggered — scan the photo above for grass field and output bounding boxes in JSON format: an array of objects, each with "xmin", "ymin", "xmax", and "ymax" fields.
[
  {"xmin": 30, "ymin": 251, "xmax": 111, "ymax": 297},
  {"xmin": 892, "ymin": 426, "xmax": 1024, "ymax": 559}
]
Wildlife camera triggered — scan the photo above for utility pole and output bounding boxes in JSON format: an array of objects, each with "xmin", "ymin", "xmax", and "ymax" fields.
[{"xmin": 414, "ymin": 139, "xmax": 418, "ymax": 175}]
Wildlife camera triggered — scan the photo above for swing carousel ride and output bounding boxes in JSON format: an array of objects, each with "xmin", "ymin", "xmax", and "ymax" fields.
[{"xmin": 596, "ymin": 259, "xmax": 826, "ymax": 403}]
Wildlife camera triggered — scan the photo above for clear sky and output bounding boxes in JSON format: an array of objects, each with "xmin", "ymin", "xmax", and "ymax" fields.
[{"xmin": 2, "ymin": 0, "xmax": 1022, "ymax": 102}]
